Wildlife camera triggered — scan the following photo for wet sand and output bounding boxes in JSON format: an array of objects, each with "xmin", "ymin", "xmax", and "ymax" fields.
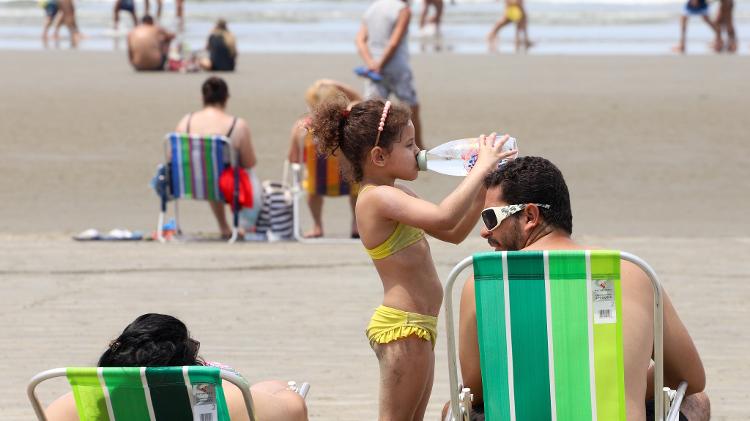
[{"xmin": 1, "ymin": 51, "xmax": 749, "ymax": 419}]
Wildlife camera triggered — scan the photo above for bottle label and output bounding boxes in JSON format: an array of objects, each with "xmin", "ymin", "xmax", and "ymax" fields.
[{"xmin": 461, "ymin": 149, "xmax": 479, "ymax": 173}]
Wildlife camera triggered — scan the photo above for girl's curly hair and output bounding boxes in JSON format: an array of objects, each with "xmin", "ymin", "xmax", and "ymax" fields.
[{"xmin": 309, "ymin": 96, "xmax": 411, "ymax": 182}]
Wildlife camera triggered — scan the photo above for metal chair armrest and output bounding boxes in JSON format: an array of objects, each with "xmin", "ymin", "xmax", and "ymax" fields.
[
  {"xmin": 27, "ymin": 368, "xmax": 68, "ymax": 421},
  {"xmin": 666, "ymin": 381, "xmax": 689, "ymax": 421}
]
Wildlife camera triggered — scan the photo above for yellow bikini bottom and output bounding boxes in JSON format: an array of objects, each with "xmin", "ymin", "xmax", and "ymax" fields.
[{"xmin": 366, "ymin": 305, "xmax": 438, "ymax": 349}]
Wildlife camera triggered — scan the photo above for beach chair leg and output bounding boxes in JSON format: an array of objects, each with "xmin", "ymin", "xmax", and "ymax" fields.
[
  {"xmin": 292, "ymin": 189, "xmax": 307, "ymax": 243},
  {"xmin": 458, "ymin": 387, "xmax": 472, "ymax": 421},
  {"xmin": 157, "ymin": 211, "xmax": 165, "ymax": 243},
  {"xmin": 174, "ymin": 201, "xmax": 182, "ymax": 235}
]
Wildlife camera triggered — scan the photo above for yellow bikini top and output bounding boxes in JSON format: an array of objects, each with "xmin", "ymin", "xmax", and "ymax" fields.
[{"xmin": 360, "ymin": 185, "xmax": 425, "ymax": 260}]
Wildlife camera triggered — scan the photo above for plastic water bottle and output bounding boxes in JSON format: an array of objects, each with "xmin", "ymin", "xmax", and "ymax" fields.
[{"xmin": 416, "ymin": 136, "xmax": 517, "ymax": 176}]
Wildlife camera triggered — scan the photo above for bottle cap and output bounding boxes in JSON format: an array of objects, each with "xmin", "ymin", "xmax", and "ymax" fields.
[{"xmin": 416, "ymin": 150, "xmax": 428, "ymax": 171}]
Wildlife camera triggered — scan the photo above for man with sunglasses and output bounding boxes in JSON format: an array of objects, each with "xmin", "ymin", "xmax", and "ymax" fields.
[{"xmin": 451, "ymin": 157, "xmax": 710, "ymax": 421}]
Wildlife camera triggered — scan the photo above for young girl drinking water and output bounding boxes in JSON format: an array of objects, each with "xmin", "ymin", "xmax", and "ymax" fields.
[{"xmin": 311, "ymin": 96, "xmax": 514, "ymax": 420}]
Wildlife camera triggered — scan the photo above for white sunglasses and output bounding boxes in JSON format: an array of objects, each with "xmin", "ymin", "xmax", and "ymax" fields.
[{"xmin": 481, "ymin": 203, "xmax": 551, "ymax": 231}]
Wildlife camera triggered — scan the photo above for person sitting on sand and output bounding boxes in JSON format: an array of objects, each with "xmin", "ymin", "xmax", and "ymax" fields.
[
  {"xmin": 45, "ymin": 313, "xmax": 308, "ymax": 421},
  {"xmin": 310, "ymin": 93, "xmax": 516, "ymax": 420},
  {"xmin": 127, "ymin": 15, "xmax": 174, "ymax": 71},
  {"xmin": 199, "ymin": 19, "xmax": 237, "ymax": 72},
  {"xmin": 287, "ymin": 79, "xmax": 362, "ymax": 238},
  {"xmin": 448, "ymin": 157, "xmax": 710, "ymax": 421},
  {"xmin": 487, "ymin": 0, "xmax": 533, "ymax": 53},
  {"xmin": 113, "ymin": 0, "xmax": 137, "ymax": 32},
  {"xmin": 174, "ymin": 76, "xmax": 262, "ymax": 238},
  {"xmin": 674, "ymin": 0, "xmax": 720, "ymax": 53}
]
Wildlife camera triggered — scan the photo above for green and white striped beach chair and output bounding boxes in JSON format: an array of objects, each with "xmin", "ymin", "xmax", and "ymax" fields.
[
  {"xmin": 29, "ymin": 366, "xmax": 256, "ymax": 421},
  {"xmin": 443, "ymin": 250, "xmax": 687, "ymax": 421},
  {"xmin": 156, "ymin": 133, "xmax": 240, "ymax": 243}
]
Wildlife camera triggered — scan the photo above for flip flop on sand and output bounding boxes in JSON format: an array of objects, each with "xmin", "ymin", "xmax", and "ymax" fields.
[
  {"xmin": 74, "ymin": 228, "xmax": 144, "ymax": 241},
  {"xmin": 353, "ymin": 66, "xmax": 383, "ymax": 82},
  {"xmin": 74, "ymin": 228, "xmax": 101, "ymax": 241}
]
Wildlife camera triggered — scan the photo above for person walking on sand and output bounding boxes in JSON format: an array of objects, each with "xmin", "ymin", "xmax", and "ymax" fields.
[
  {"xmin": 356, "ymin": 0, "xmax": 424, "ymax": 150},
  {"xmin": 487, "ymin": 0, "xmax": 533, "ymax": 53},
  {"xmin": 127, "ymin": 15, "xmax": 174, "ymax": 71},
  {"xmin": 714, "ymin": 0, "xmax": 737, "ymax": 53},
  {"xmin": 309, "ymin": 95, "xmax": 516, "ymax": 420},
  {"xmin": 674, "ymin": 0, "xmax": 720, "ymax": 53}
]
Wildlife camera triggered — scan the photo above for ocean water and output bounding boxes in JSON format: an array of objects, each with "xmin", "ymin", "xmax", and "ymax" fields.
[{"xmin": 1, "ymin": 0, "xmax": 748, "ymax": 54}]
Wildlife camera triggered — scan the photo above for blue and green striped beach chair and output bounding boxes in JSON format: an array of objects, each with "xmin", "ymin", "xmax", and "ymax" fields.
[
  {"xmin": 443, "ymin": 250, "xmax": 687, "ymax": 421},
  {"xmin": 28, "ymin": 366, "xmax": 254, "ymax": 421},
  {"xmin": 156, "ymin": 133, "xmax": 240, "ymax": 243}
]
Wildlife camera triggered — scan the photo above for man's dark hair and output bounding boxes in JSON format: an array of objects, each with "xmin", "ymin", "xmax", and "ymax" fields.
[
  {"xmin": 202, "ymin": 76, "xmax": 229, "ymax": 106},
  {"xmin": 484, "ymin": 156, "xmax": 573, "ymax": 234},
  {"xmin": 141, "ymin": 15, "xmax": 154, "ymax": 24}
]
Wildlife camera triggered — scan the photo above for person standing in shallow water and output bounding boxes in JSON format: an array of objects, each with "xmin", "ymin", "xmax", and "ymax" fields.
[
  {"xmin": 310, "ymin": 94, "xmax": 516, "ymax": 420},
  {"xmin": 714, "ymin": 0, "xmax": 737, "ymax": 52}
]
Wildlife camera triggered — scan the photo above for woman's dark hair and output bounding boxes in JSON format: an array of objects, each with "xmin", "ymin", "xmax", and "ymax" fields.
[
  {"xmin": 310, "ymin": 96, "xmax": 411, "ymax": 182},
  {"xmin": 202, "ymin": 76, "xmax": 229, "ymax": 106},
  {"xmin": 484, "ymin": 156, "xmax": 573, "ymax": 234},
  {"xmin": 98, "ymin": 314, "xmax": 201, "ymax": 367},
  {"xmin": 215, "ymin": 18, "xmax": 228, "ymax": 31}
]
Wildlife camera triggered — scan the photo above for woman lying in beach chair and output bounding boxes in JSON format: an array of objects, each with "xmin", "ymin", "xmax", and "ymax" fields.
[
  {"xmin": 287, "ymin": 79, "xmax": 361, "ymax": 240},
  {"xmin": 32, "ymin": 313, "xmax": 309, "ymax": 421}
]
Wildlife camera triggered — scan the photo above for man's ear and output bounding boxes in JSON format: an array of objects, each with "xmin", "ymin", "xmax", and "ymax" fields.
[
  {"xmin": 523, "ymin": 205, "xmax": 542, "ymax": 229},
  {"xmin": 369, "ymin": 146, "xmax": 387, "ymax": 167}
]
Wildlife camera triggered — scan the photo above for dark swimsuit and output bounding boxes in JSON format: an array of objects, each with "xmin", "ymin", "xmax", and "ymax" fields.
[
  {"xmin": 118, "ymin": 0, "xmax": 135, "ymax": 13},
  {"xmin": 186, "ymin": 113, "xmax": 237, "ymax": 139},
  {"xmin": 207, "ymin": 33, "xmax": 236, "ymax": 71}
]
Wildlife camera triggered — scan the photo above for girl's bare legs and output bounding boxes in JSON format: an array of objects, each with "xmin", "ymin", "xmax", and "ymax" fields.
[{"xmin": 374, "ymin": 336, "xmax": 435, "ymax": 421}]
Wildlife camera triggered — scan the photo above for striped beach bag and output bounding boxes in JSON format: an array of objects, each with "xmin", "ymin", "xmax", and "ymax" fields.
[
  {"xmin": 255, "ymin": 180, "xmax": 294, "ymax": 241},
  {"xmin": 472, "ymin": 250, "xmax": 626, "ymax": 421}
]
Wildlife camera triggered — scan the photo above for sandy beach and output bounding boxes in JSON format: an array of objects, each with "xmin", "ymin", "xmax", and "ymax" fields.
[{"xmin": 1, "ymin": 51, "xmax": 749, "ymax": 420}]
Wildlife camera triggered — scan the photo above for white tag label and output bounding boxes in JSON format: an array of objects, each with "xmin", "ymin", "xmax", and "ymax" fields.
[
  {"xmin": 591, "ymin": 279, "xmax": 616, "ymax": 324},
  {"xmin": 192, "ymin": 383, "xmax": 218, "ymax": 421}
]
